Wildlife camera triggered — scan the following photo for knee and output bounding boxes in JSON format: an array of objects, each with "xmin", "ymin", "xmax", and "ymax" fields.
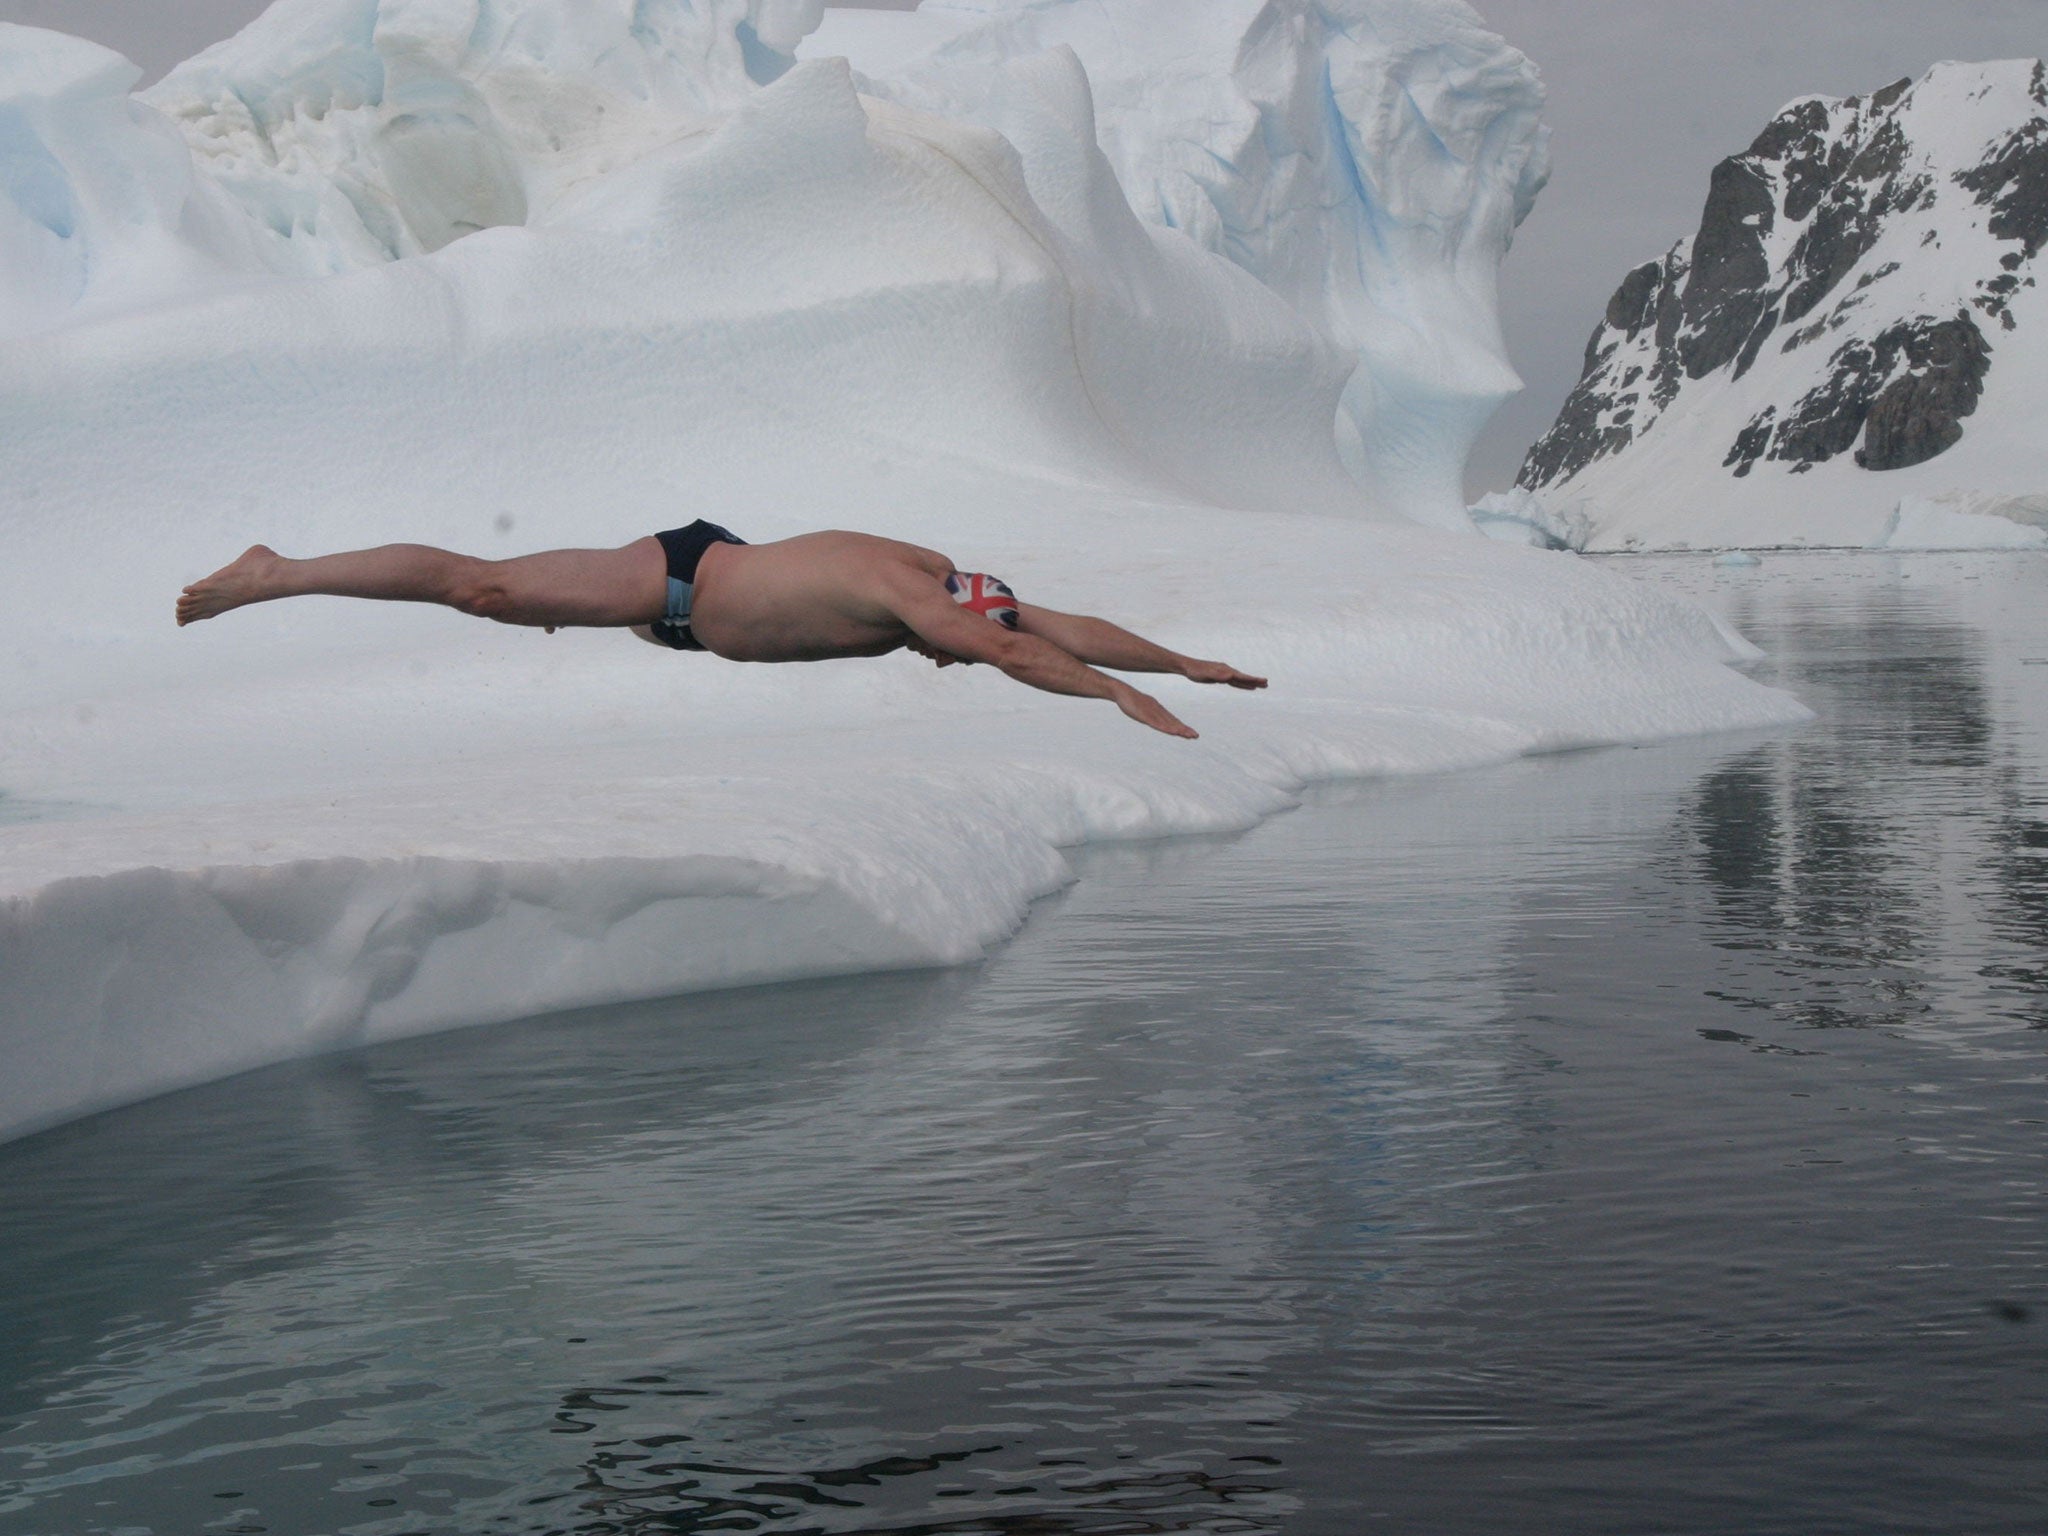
[{"xmin": 448, "ymin": 565, "xmax": 514, "ymax": 621}]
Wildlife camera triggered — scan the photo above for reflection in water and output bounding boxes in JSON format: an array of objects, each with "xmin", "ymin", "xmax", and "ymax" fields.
[
  {"xmin": 0, "ymin": 554, "xmax": 2044, "ymax": 1536},
  {"xmin": 1682, "ymin": 559, "xmax": 2048, "ymax": 1034},
  {"xmin": 553, "ymin": 1410, "xmax": 1280, "ymax": 1536}
]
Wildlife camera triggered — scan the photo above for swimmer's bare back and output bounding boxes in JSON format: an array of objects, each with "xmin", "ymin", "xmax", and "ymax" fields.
[{"xmin": 177, "ymin": 528, "xmax": 1265, "ymax": 740}]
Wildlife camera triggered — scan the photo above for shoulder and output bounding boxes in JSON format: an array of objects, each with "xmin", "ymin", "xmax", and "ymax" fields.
[
  {"xmin": 886, "ymin": 534, "xmax": 951, "ymax": 567},
  {"xmin": 803, "ymin": 531, "xmax": 954, "ymax": 584}
]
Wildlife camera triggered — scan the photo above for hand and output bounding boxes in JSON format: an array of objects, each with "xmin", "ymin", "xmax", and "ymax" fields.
[
  {"xmin": 1184, "ymin": 658, "xmax": 1266, "ymax": 689},
  {"xmin": 1114, "ymin": 684, "xmax": 1198, "ymax": 739}
]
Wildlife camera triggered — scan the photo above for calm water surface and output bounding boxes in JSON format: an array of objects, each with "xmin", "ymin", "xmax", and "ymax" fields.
[{"xmin": 2, "ymin": 553, "xmax": 2045, "ymax": 1535}]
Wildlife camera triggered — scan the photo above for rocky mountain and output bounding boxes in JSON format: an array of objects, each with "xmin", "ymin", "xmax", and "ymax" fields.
[{"xmin": 1513, "ymin": 59, "xmax": 2047, "ymax": 550}]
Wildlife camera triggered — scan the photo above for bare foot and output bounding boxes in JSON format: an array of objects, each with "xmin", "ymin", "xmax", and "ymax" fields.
[{"xmin": 177, "ymin": 545, "xmax": 286, "ymax": 626}]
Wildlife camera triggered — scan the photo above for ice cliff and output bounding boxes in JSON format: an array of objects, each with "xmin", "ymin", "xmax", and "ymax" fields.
[
  {"xmin": 1514, "ymin": 59, "xmax": 2048, "ymax": 550},
  {"xmin": 0, "ymin": 0, "xmax": 1804, "ymax": 1144},
  {"xmin": 806, "ymin": 0, "xmax": 1550, "ymax": 530}
]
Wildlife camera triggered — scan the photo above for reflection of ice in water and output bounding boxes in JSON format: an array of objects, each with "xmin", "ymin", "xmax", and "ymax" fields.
[
  {"xmin": 1665, "ymin": 551, "xmax": 2048, "ymax": 1041},
  {"xmin": 2, "ymin": 553, "xmax": 2046, "ymax": 1534}
]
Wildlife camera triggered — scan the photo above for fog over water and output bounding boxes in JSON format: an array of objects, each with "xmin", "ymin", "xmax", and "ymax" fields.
[{"xmin": 3, "ymin": 553, "xmax": 2043, "ymax": 1535}]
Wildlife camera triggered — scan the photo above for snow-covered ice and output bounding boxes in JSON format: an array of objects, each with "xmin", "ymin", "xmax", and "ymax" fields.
[
  {"xmin": 0, "ymin": 0, "xmax": 1807, "ymax": 1143},
  {"xmin": 1467, "ymin": 487, "xmax": 1589, "ymax": 551},
  {"xmin": 1874, "ymin": 493, "xmax": 2048, "ymax": 550}
]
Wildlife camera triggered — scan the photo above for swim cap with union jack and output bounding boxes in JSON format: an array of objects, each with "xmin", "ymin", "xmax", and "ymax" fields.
[{"xmin": 946, "ymin": 571, "xmax": 1021, "ymax": 630}]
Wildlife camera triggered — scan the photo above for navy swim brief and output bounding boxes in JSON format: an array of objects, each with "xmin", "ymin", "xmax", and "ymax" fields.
[{"xmin": 647, "ymin": 520, "xmax": 746, "ymax": 651}]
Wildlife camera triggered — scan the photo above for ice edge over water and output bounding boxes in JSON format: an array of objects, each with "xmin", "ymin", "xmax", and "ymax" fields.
[{"xmin": 1, "ymin": 665, "xmax": 1798, "ymax": 1147}]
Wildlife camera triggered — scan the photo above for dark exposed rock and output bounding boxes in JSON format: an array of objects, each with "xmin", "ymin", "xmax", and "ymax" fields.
[
  {"xmin": 1731, "ymin": 304, "xmax": 1780, "ymax": 379},
  {"xmin": 1515, "ymin": 246, "xmax": 1686, "ymax": 489},
  {"xmin": 1606, "ymin": 260, "xmax": 1664, "ymax": 334},
  {"xmin": 1767, "ymin": 313, "xmax": 1990, "ymax": 471},
  {"xmin": 1772, "ymin": 101, "xmax": 1854, "ymax": 223},
  {"xmin": 1750, "ymin": 97, "xmax": 1830, "ymax": 165},
  {"xmin": 1977, "ymin": 270, "xmax": 2023, "ymax": 328},
  {"xmin": 1516, "ymin": 371, "xmax": 1637, "ymax": 490},
  {"xmin": 1781, "ymin": 122, "xmax": 1921, "ymax": 323},
  {"xmin": 1956, "ymin": 111, "xmax": 2048, "ymax": 257},
  {"xmin": 1781, "ymin": 315, "xmax": 1830, "ymax": 353},
  {"xmin": 1724, "ymin": 407, "xmax": 1776, "ymax": 477},
  {"xmin": 1651, "ymin": 248, "xmax": 1687, "ymax": 352},
  {"xmin": 1678, "ymin": 156, "xmax": 1775, "ymax": 377},
  {"xmin": 1685, "ymin": 159, "xmax": 1774, "ymax": 301},
  {"xmin": 1770, "ymin": 345, "xmax": 1878, "ymax": 464},
  {"xmin": 1647, "ymin": 250, "xmax": 1689, "ymax": 409},
  {"xmin": 1855, "ymin": 317, "xmax": 1992, "ymax": 469}
]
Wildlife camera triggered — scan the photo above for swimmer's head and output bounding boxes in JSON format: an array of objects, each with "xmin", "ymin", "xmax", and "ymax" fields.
[{"xmin": 946, "ymin": 571, "xmax": 1020, "ymax": 630}]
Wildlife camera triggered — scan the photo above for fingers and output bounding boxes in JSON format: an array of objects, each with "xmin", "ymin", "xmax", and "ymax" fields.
[
  {"xmin": 1187, "ymin": 659, "xmax": 1267, "ymax": 689},
  {"xmin": 1117, "ymin": 688, "xmax": 1198, "ymax": 739},
  {"xmin": 906, "ymin": 639, "xmax": 962, "ymax": 667}
]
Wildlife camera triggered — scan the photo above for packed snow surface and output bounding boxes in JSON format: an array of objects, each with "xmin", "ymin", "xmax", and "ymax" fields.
[{"xmin": 0, "ymin": 0, "xmax": 1805, "ymax": 1144}]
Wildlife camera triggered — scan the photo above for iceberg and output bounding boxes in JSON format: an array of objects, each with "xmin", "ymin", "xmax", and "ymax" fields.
[
  {"xmin": 807, "ymin": 0, "xmax": 1552, "ymax": 532},
  {"xmin": 1467, "ymin": 486, "xmax": 1588, "ymax": 551},
  {"xmin": 0, "ymin": 26, "xmax": 268, "ymax": 336},
  {"xmin": 1874, "ymin": 493, "xmax": 2048, "ymax": 551},
  {"xmin": 0, "ymin": 0, "xmax": 1807, "ymax": 1144}
]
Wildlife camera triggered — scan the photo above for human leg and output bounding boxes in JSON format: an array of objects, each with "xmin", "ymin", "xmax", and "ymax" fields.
[
  {"xmin": 443, "ymin": 541, "xmax": 670, "ymax": 627},
  {"xmin": 177, "ymin": 538, "xmax": 669, "ymax": 629}
]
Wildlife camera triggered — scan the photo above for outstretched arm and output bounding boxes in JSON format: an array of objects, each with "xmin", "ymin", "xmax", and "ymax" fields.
[
  {"xmin": 1015, "ymin": 603, "xmax": 1266, "ymax": 689},
  {"xmin": 889, "ymin": 582, "xmax": 1200, "ymax": 739}
]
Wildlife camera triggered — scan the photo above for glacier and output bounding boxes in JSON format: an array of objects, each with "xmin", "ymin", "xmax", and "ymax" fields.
[{"xmin": 0, "ymin": 0, "xmax": 1807, "ymax": 1144}]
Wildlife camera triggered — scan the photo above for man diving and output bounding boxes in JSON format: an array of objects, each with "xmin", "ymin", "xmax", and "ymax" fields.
[{"xmin": 177, "ymin": 520, "xmax": 1267, "ymax": 739}]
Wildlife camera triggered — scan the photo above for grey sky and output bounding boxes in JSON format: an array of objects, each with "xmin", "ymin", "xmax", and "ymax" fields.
[{"xmin": 6, "ymin": 0, "xmax": 2042, "ymax": 494}]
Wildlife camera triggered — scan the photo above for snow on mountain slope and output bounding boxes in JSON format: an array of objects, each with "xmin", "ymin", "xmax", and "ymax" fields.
[
  {"xmin": 0, "ymin": 1, "xmax": 1806, "ymax": 1143},
  {"xmin": 806, "ymin": 0, "xmax": 1551, "ymax": 531},
  {"xmin": 1515, "ymin": 58, "xmax": 2048, "ymax": 550}
]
